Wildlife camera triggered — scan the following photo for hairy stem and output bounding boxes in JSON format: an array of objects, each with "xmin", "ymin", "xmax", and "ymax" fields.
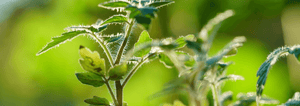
[
  {"xmin": 113, "ymin": 18, "xmax": 134, "ymax": 106},
  {"xmin": 116, "ymin": 81, "xmax": 123, "ymax": 106},
  {"xmin": 91, "ymin": 33, "xmax": 114, "ymax": 66},
  {"xmin": 211, "ymin": 84, "xmax": 220, "ymax": 106},
  {"xmin": 103, "ymin": 77, "xmax": 118, "ymax": 105},
  {"xmin": 114, "ymin": 19, "xmax": 134, "ymax": 65},
  {"xmin": 122, "ymin": 53, "xmax": 154, "ymax": 87}
]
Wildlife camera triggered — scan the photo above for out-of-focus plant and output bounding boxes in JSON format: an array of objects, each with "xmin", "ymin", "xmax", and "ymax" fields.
[
  {"xmin": 152, "ymin": 10, "xmax": 280, "ymax": 106},
  {"xmin": 256, "ymin": 45, "xmax": 300, "ymax": 106},
  {"xmin": 280, "ymin": 92, "xmax": 300, "ymax": 106},
  {"xmin": 36, "ymin": 0, "xmax": 174, "ymax": 106}
]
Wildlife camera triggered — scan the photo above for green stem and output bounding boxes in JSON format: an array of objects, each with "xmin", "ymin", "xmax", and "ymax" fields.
[
  {"xmin": 113, "ymin": 18, "xmax": 134, "ymax": 106},
  {"xmin": 103, "ymin": 77, "xmax": 118, "ymax": 105},
  {"xmin": 116, "ymin": 81, "xmax": 123, "ymax": 106},
  {"xmin": 122, "ymin": 53, "xmax": 154, "ymax": 87},
  {"xmin": 91, "ymin": 33, "xmax": 114, "ymax": 66},
  {"xmin": 211, "ymin": 84, "xmax": 220, "ymax": 106},
  {"xmin": 114, "ymin": 19, "xmax": 134, "ymax": 65}
]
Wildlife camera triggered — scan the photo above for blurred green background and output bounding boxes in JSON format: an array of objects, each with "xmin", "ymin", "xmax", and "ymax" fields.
[{"xmin": 0, "ymin": 0, "xmax": 300, "ymax": 105}]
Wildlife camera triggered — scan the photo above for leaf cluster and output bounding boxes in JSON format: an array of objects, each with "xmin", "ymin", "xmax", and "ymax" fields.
[
  {"xmin": 37, "ymin": 0, "xmax": 175, "ymax": 106},
  {"xmin": 149, "ymin": 10, "xmax": 253, "ymax": 106}
]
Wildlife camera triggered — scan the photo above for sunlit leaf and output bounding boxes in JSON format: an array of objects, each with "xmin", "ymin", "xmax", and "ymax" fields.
[
  {"xmin": 232, "ymin": 92, "xmax": 279, "ymax": 106},
  {"xmin": 134, "ymin": 31, "xmax": 153, "ymax": 57},
  {"xmin": 206, "ymin": 36, "xmax": 246, "ymax": 66},
  {"xmin": 109, "ymin": 63, "xmax": 127, "ymax": 80},
  {"xmin": 175, "ymin": 34, "xmax": 195, "ymax": 49},
  {"xmin": 175, "ymin": 51, "xmax": 195, "ymax": 67},
  {"xmin": 159, "ymin": 53, "xmax": 174, "ymax": 68},
  {"xmin": 102, "ymin": 34, "xmax": 123, "ymax": 43},
  {"xmin": 98, "ymin": 1, "xmax": 130, "ymax": 11},
  {"xmin": 79, "ymin": 46, "xmax": 106, "ymax": 76},
  {"xmin": 84, "ymin": 96, "xmax": 110, "ymax": 105},
  {"xmin": 148, "ymin": 1, "xmax": 175, "ymax": 9},
  {"xmin": 101, "ymin": 15, "xmax": 128, "ymax": 25},
  {"xmin": 75, "ymin": 72, "xmax": 104, "ymax": 87},
  {"xmin": 281, "ymin": 92, "xmax": 300, "ymax": 106},
  {"xmin": 37, "ymin": 30, "xmax": 87, "ymax": 55},
  {"xmin": 199, "ymin": 10, "xmax": 234, "ymax": 42},
  {"xmin": 66, "ymin": 25, "xmax": 107, "ymax": 33},
  {"xmin": 217, "ymin": 74, "xmax": 244, "ymax": 83},
  {"xmin": 255, "ymin": 45, "xmax": 300, "ymax": 100}
]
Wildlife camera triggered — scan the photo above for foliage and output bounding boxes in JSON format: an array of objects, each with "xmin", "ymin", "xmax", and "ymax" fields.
[
  {"xmin": 37, "ymin": 0, "xmax": 174, "ymax": 106},
  {"xmin": 256, "ymin": 45, "xmax": 300, "ymax": 105},
  {"xmin": 280, "ymin": 92, "xmax": 300, "ymax": 106},
  {"xmin": 36, "ymin": 0, "xmax": 300, "ymax": 106}
]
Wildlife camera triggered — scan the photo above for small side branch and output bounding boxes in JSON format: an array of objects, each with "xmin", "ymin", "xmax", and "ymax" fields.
[
  {"xmin": 122, "ymin": 53, "xmax": 155, "ymax": 87},
  {"xmin": 103, "ymin": 77, "xmax": 118, "ymax": 105}
]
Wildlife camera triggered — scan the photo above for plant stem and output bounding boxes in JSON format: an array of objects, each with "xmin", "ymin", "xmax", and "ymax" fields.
[
  {"xmin": 113, "ymin": 18, "xmax": 134, "ymax": 106},
  {"xmin": 103, "ymin": 77, "xmax": 118, "ymax": 105},
  {"xmin": 91, "ymin": 33, "xmax": 114, "ymax": 66},
  {"xmin": 116, "ymin": 81, "xmax": 123, "ymax": 106},
  {"xmin": 122, "ymin": 53, "xmax": 154, "ymax": 87},
  {"xmin": 211, "ymin": 84, "xmax": 220, "ymax": 106},
  {"xmin": 114, "ymin": 19, "xmax": 134, "ymax": 65}
]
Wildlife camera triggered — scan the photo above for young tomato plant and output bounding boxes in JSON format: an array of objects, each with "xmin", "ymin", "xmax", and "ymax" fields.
[
  {"xmin": 154, "ymin": 10, "xmax": 279, "ymax": 106},
  {"xmin": 37, "ymin": 0, "xmax": 174, "ymax": 106}
]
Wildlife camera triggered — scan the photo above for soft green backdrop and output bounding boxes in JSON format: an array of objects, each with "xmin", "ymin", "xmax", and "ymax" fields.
[{"xmin": 0, "ymin": 0, "xmax": 299, "ymax": 105}]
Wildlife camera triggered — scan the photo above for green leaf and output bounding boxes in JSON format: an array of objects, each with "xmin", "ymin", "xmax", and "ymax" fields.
[
  {"xmin": 79, "ymin": 46, "xmax": 106, "ymax": 76},
  {"xmin": 281, "ymin": 92, "xmax": 300, "ymax": 106},
  {"xmin": 175, "ymin": 34, "xmax": 195, "ymax": 49},
  {"xmin": 148, "ymin": 1, "xmax": 175, "ymax": 9},
  {"xmin": 232, "ymin": 92, "xmax": 279, "ymax": 106},
  {"xmin": 37, "ymin": 30, "xmax": 87, "ymax": 55},
  {"xmin": 216, "ymin": 62, "xmax": 232, "ymax": 75},
  {"xmin": 133, "ymin": 7, "xmax": 158, "ymax": 29},
  {"xmin": 206, "ymin": 36, "xmax": 246, "ymax": 65},
  {"xmin": 109, "ymin": 63, "xmax": 127, "ymax": 80},
  {"xmin": 186, "ymin": 40, "xmax": 201, "ymax": 54},
  {"xmin": 199, "ymin": 10, "xmax": 234, "ymax": 42},
  {"xmin": 66, "ymin": 24, "xmax": 107, "ymax": 33},
  {"xmin": 159, "ymin": 53, "xmax": 174, "ymax": 68},
  {"xmin": 84, "ymin": 96, "xmax": 110, "ymax": 105},
  {"xmin": 159, "ymin": 38, "xmax": 178, "ymax": 50},
  {"xmin": 220, "ymin": 91, "xmax": 233, "ymax": 106},
  {"xmin": 102, "ymin": 34, "xmax": 123, "ymax": 43},
  {"xmin": 75, "ymin": 72, "xmax": 104, "ymax": 87},
  {"xmin": 98, "ymin": 1, "xmax": 130, "ymax": 10},
  {"xmin": 125, "ymin": 5, "xmax": 139, "ymax": 18},
  {"xmin": 291, "ymin": 47, "xmax": 300, "ymax": 62},
  {"xmin": 134, "ymin": 31, "xmax": 153, "ymax": 57},
  {"xmin": 175, "ymin": 51, "xmax": 195, "ymax": 67},
  {"xmin": 217, "ymin": 74, "xmax": 244, "ymax": 83},
  {"xmin": 101, "ymin": 15, "xmax": 128, "ymax": 25}
]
